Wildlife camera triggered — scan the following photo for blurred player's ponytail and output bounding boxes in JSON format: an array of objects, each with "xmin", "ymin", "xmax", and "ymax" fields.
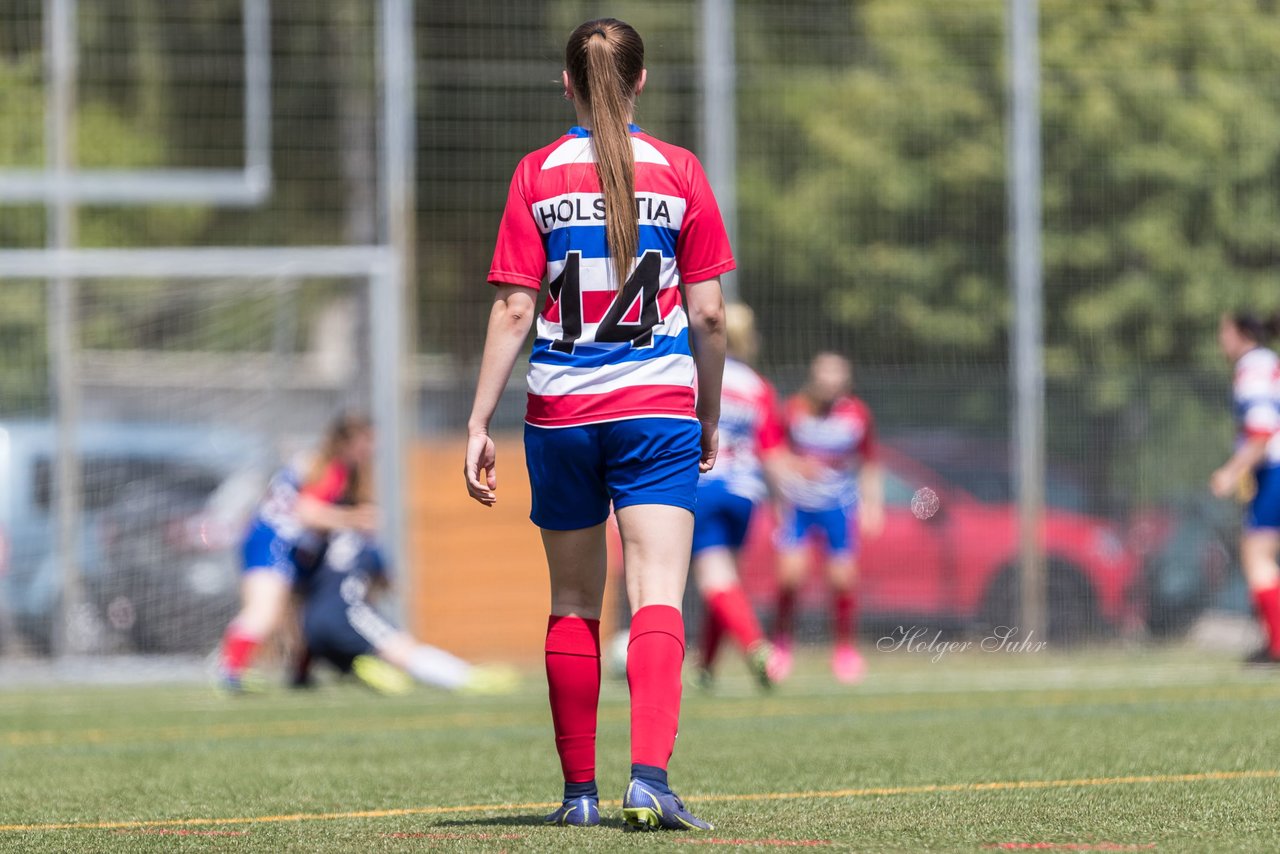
[
  {"xmin": 308, "ymin": 409, "xmax": 374, "ymax": 504},
  {"xmin": 566, "ymin": 18, "xmax": 643, "ymax": 289}
]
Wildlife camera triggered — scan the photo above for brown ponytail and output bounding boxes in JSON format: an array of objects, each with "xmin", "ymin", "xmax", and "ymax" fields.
[{"xmin": 566, "ymin": 19, "xmax": 644, "ymax": 289}]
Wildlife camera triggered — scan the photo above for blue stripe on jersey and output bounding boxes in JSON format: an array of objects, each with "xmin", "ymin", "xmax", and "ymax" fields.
[
  {"xmin": 530, "ymin": 330, "xmax": 689, "ymax": 367},
  {"xmin": 544, "ymin": 224, "xmax": 679, "ymax": 262}
]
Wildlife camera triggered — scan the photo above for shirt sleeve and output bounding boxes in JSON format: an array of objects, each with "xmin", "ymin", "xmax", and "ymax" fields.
[
  {"xmin": 856, "ymin": 402, "xmax": 879, "ymax": 463},
  {"xmin": 1237, "ymin": 359, "xmax": 1280, "ymax": 439},
  {"xmin": 301, "ymin": 462, "xmax": 349, "ymax": 504},
  {"xmin": 676, "ymin": 154, "xmax": 736, "ymax": 284},
  {"xmin": 487, "ymin": 160, "xmax": 546, "ymax": 290},
  {"xmin": 756, "ymin": 383, "xmax": 785, "ymax": 455}
]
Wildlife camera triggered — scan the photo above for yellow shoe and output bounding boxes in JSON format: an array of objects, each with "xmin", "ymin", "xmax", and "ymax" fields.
[
  {"xmin": 457, "ymin": 664, "xmax": 519, "ymax": 696},
  {"xmin": 352, "ymin": 655, "xmax": 414, "ymax": 696}
]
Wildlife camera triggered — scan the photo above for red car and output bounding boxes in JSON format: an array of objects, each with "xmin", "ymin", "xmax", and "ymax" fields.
[{"xmin": 736, "ymin": 446, "xmax": 1142, "ymax": 641}]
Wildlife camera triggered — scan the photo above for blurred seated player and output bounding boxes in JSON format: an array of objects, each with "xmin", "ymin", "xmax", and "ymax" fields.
[
  {"xmin": 692, "ymin": 303, "xmax": 786, "ymax": 689},
  {"xmin": 772, "ymin": 353, "xmax": 884, "ymax": 684},
  {"xmin": 300, "ymin": 530, "xmax": 516, "ymax": 695},
  {"xmin": 1211, "ymin": 310, "xmax": 1280, "ymax": 666},
  {"xmin": 217, "ymin": 410, "xmax": 378, "ymax": 692}
]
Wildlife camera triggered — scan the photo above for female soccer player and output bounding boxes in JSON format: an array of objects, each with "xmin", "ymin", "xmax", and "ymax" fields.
[
  {"xmin": 217, "ymin": 410, "xmax": 378, "ymax": 691},
  {"xmin": 692, "ymin": 303, "xmax": 784, "ymax": 689},
  {"xmin": 771, "ymin": 353, "xmax": 884, "ymax": 684},
  {"xmin": 464, "ymin": 18, "xmax": 729, "ymax": 832},
  {"xmin": 1211, "ymin": 311, "xmax": 1280, "ymax": 666},
  {"xmin": 298, "ymin": 531, "xmax": 515, "ymax": 695}
]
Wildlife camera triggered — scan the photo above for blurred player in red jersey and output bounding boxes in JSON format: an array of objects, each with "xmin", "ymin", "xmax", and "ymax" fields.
[
  {"xmin": 1211, "ymin": 311, "xmax": 1280, "ymax": 666},
  {"xmin": 463, "ymin": 18, "xmax": 729, "ymax": 831},
  {"xmin": 692, "ymin": 303, "xmax": 785, "ymax": 690},
  {"xmin": 771, "ymin": 353, "xmax": 884, "ymax": 684},
  {"xmin": 216, "ymin": 410, "xmax": 378, "ymax": 692}
]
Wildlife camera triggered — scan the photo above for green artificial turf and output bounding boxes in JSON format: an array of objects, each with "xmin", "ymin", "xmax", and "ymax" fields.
[{"xmin": 1, "ymin": 648, "xmax": 1278, "ymax": 852}]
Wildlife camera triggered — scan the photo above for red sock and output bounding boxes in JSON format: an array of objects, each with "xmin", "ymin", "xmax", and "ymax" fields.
[
  {"xmin": 545, "ymin": 616, "xmax": 601, "ymax": 784},
  {"xmin": 628, "ymin": 605, "xmax": 685, "ymax": 769},
  {"xmin": 699, "ymin": 606, "xmax": 725, "ymax": 671},
  {"xmin": 1253, "ymin": 586, "xmax": 1280, "ymax": 657},
  {"xmin": 833, "ymin": 589, "xmax": 858, "ymax": 647},
  {"xmin": 707, "ymin": 585, "xmax": 765, "ymax": 652},
  {"xmin": 774, "ymin": 586, "xmax": 797, "ymax": 640},
  {"xmin": 219, "ymin": 624, "xmax": 259, "ymax": 676}
]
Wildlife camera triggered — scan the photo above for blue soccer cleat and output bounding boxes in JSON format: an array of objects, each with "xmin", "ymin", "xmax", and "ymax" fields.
[
  {"xmin": 621, "ymin": 778, "xmax": 714, "ymax": 832},
  {"xmin": 543, "ymin": 796, "xmax": 600, "ymax": 827}
]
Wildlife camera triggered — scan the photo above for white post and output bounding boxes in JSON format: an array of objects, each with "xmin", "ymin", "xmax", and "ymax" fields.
[
  {"xmin": 46, "ymin": 0, "xmax": 83, "ymax": 656},
  {"xmin": 1005, "ymin": 0, "xmax": 1047, "ymax": 641},
  {"xmin": 700, "ymin": 0, "xmax": 738, "ymax": 302},
  {"xmin": 375, "ymin": 0, "xmax": 414, "ymax": 616}
]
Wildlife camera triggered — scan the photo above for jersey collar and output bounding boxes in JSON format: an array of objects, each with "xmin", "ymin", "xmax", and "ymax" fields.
[{"xmin": 566, "ymin": 123, "xmax": 643, "ymax": 138}]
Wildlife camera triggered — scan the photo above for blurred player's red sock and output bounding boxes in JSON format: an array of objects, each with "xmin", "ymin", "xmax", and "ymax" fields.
[
  {"xmin": 1253, "ymin": 585, "xmax": 1280, "ymax": 657},
  {"xmin": 833, "ymin": 589, "xmax": 858, "ymax": 646},
  {"xmin": 219, "ymin": 624, "xmax": 259, "ymax": 676},
  {"xmin": 699, "ymin": 606, "xmax": 725, "ymax": 671},
  {"xmin": 628, "ymin": 605, "xmax": 685, "ymax": 769},
  {"xmin": 707, "ymin": 585, "xmax": 764, "ymax": 652},
  {"xmin": 545, "ymin": 615, "xmax": 601, "ymax": 785},
  {"xmin": 774, "ymin": 587, "xmax": 797, "ymax": 640}
]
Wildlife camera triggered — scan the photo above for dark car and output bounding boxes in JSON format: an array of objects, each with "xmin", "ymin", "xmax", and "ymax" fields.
[
  {"xmin": 93, "ymin": 465, "xmax": 265, "ymax": 653},
  {"xmin": 736, "ymin": 443, "xmax": 1142, "ymax": 643}
]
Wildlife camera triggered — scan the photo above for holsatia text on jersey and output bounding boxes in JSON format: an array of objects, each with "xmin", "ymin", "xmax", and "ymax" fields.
[{"xmin": 535, "ymin": 194, "xmax": 674, "ymax": 232}]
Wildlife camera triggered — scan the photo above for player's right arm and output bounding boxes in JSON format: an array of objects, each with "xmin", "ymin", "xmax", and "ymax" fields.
[
  {"xmin": 465, "ymin": 160, "xmax": 545, "ymax": 506},
  {"xmin": 466, "ymin": 285, "xmax": 537, "ymax": 505}
]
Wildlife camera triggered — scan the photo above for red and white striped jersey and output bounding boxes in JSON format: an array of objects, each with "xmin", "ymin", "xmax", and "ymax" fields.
[
  {"xmin": 1235, "ymin": 347, "xmax": 1280, "ymax": 467},
  {"xmin": 488, "ymin": 125, "xmax": 735, "ymax": 428},
  {"xmin": 700, "ymin": 358, "xmax": 784, "ymax": 501},
  {"xmin": 779, "ymin": 394, "xmax": 877, "ymax": 511}
]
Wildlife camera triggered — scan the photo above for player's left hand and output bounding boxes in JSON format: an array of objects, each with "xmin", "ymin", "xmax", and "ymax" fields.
[
  {"xmin": 1209, "ymin": 466, "xmax": 1237, "ymax": 500},
  {"xmin": 699, "ymin": 422, "xmax": 719, "ymax": 473},
  {"xmin": 464, "ymin": 431, "xmax": 498, "ymax": 506}
]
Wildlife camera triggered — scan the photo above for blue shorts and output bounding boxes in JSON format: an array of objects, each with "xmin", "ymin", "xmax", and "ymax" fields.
[
  {"xmin": 524, "ymin": 417, "xmax": 702, "ymax": 531},
  {"xmin": 692, "ymin": 479, "xmax": 756, "ymax": 555},
  {"xmin": 241, "ymin": 523, "xmax": 296, "ymax": 581},
  {"xmin": 777, "ymin": 504, "xmax": 858, "ymax": 556},
  {"xmin": 1247, "ymin": 465, "xmax": 1280, "ymax": 531}
]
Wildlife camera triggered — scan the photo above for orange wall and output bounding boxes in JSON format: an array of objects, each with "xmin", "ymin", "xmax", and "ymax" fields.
[{"xmin": 406, "ymin": 435, "xmax": 620, "ymax": 663}]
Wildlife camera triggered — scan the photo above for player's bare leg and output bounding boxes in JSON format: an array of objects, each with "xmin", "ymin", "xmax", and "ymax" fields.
[
  {"xmin": 1242, "ymin": 530, "xmax": 1280, "ymax": 665},
  {"xmin": 827, "ymin": 554, "xmax": 864, "ymax": 684},
  {"xmin": 770, "ymin": 545, "xmax": 809, "ymax": 681},
  {"xmin": 217, "ymin": 571, "xmax": 292, "ymax": 692},
  {"xmin": 540, "ymin": 522, "xmax": 609, "ymax": 826},
  {"xmin": 615, "ymin": 504, "xmax": 713, "ymax": 831},
  {"xmin": 694, "ymin": 547, "xmax": 773, "ymax": 689}
]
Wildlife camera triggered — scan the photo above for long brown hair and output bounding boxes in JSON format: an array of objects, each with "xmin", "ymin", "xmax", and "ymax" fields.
[
  {"xmin": 306, "ymin": 409, "xmax": 373, "ymax": 504},
  {"xmin": 566, "ymin": 18, "xmax": 644, "ymax": 288}
]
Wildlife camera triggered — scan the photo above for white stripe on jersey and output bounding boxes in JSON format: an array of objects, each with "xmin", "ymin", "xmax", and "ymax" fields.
[
  {"xmin": 531, "ymin": 192, "xmax": 686, "ymax": 234},
  {"xmin": 528, "ymin": 350, "xmax": 695, "ymax": 397},
  {"xmin": 540, "ymin": 135, "xmax": 671, "ymax": 170}
]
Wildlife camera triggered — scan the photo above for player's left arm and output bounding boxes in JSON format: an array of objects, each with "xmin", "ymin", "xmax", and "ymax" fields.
[
  {"xmin": 1211, "ymin": 436, "xmax": 1270, "ymax": 499},
  {"xmin": 1212, "ymin": 365, "xmax": 1278, "ymax": 499},
  {"xmin": 857, "ymin": 405, "xmax": 885, "ymax": 539}
]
